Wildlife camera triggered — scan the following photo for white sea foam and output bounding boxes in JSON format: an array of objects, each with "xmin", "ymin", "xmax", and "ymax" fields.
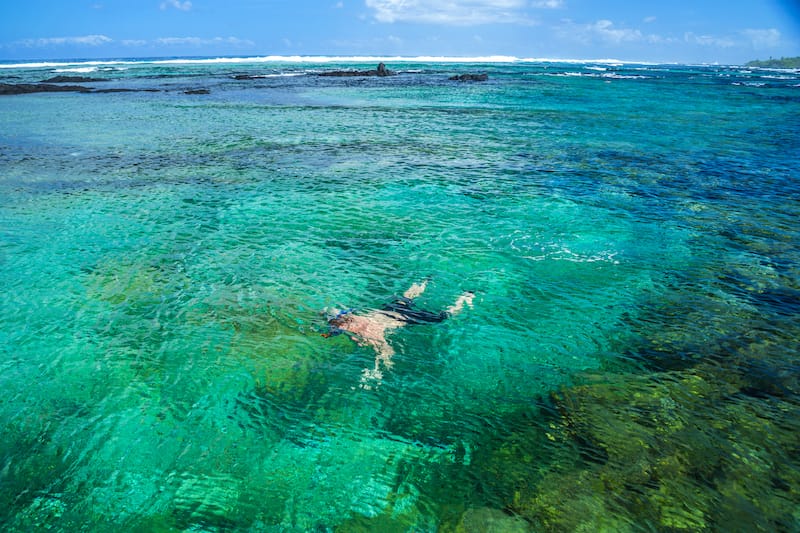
[
  {"xmin": 0, "ymin": 60, "xmax": 132, "ymax": 70},
  {"xmin": 0, "ymin": 55, "xmax": 650, "ymax": 70},
  {"xmin": 53, "ymin": 66, "xmax": 99, "ymax": 73},
  {"xmin": 149, "ymin": 55, "xmax": 526, "ymax": 65},
  {"xmin": 750, "ymin": 66, "xmax": 800, "ymax": 74},
  {"xmin": 522, "ymin": 247, "xmax": 620, "ymax": 264},
  {"xmin": 508, "ymin": 233, "xmax": 621, "ymax": 265},
  {"xmin": 601, "ymin": 73, "xmax": 647, "ymax": 79},
  {"xmin": 546, "ymin": 71, "xmax": 646, "ymax": 80},
  {"xmin": 235, "ymin": 72, "xmax": 306, "ymax": 78}
]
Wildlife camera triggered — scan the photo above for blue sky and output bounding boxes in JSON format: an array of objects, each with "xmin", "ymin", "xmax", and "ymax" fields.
[{"xmin": 1, "ymin": 1, "xmax": 798, "ymax": 64}]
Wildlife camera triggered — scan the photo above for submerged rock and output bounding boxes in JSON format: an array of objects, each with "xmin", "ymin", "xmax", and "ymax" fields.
[
  {"xmin": 457, "ymin": 507, "xmax": 529, "ymax": 533},
  {"xmin": 0, "ymin": 83, "xmax": 163, "ymax": 96},
  {"xmin": 184, "ymin": 89, "xmax": 210, "ymax": 95},
  {"xmin": 507, "ymin": 363, "xmax": 800, "ymax": 531},
  {"xmin": 0, "ymin": 83, "xmax": 91, "ymax": 95},
  {"xmin": 449, "ymin": 73, "xmax": 489, "ymax": 82},
  {"xmin": 91, "ymin": 88, "xmax": 161, "ymax": 93},
  {"xmin": 318, "ymin": 62, "xmax": 394, "ymax": 77}
]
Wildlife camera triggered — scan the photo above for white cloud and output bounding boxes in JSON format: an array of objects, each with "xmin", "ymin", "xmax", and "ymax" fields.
[
  {"xmin": 329, "ymin": 35, "xmax": 406, "ymax": 49},
  {"xmin": 643, "ymin": 16, "xmax": 656, "ymax": 24},
  {"xmin": 531, "ymin": 0, "xmax": 563, "ymax": 8},
  {"xmin": 684, "ymin": 32, "xmax": 736, "ymax": 48},
  {"xmin": 681, "ymin": 28, "xmax": 781, "ymax": 51},
  {"xmin": 18, "ymin": 35, "xmax": 113, "ymax": 47},
  {"xmin": 558, "ymin": 19, "xmax": 673, "ymax": 46},
  {"xmin": 154, "ymin": 36, "xmax": 255, "ymax": 47},
  {"xmin": 114, "ymin": 36, "xmax": 255, "ymax": 48},
  {"xmin": 742, "ymin": 28, "xmax": 781, "ymax": 49},
  {"xmin": 364, "ymin": 0, "xmax": 535, "ymax": 25},
  {"xmin": 588, "ymin": 20, "xmax": 643, "ymax": 44},
  {"xmin": 160, "ymin": 0, "xmax": 192, "ymax": 11},
  {"xmin": 9, "ymin": 33, "xmax": 256, "ymax": 50}
]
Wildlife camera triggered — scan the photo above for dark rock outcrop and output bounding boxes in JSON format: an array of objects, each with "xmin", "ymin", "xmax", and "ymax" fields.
[
  {"xmin": 0, "ymin": 83, "xmax": 92, "ymax": 95},
  {"xmin": 184, "ymin": 89, "xmax": 210, "ymax": 95},
  {"xmin": 41, "ymin": 75, "xmax": 108, "ymax": 83},
  {"xmin": 233, "ymin": 74, "xmax": 265, "ymax": 80},
  {"xmin": 449, "ymin": 73, "xmax": 489, "ymax": 82},
  {"xmin": 0, "ymin": 82, "xmax": 164, "ymax": 96},
  {"xmin": 318, "ymin": 62, "xmax": 394, "ymax": 77}
]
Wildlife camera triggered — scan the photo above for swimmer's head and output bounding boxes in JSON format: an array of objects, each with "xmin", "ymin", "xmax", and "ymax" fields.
[{"xmin": 321, "ymin": 309, "xmax": 354, "ymax": 338}]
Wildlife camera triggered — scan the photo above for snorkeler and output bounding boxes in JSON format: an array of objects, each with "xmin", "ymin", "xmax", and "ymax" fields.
[{"xmin": 322, "ymin": 279, "xmax": 474, "ymax": 386}]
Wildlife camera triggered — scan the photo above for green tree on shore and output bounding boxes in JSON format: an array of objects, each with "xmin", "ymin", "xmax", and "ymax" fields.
[{"xmin": 745, "ymin": 56, "xmax": 800, "ymax": 68}]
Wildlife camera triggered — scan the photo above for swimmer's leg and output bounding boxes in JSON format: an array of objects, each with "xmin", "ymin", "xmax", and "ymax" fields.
[
  {"xmin": 403, "ymin": 279, "xmax": 429, "ymax": 299},
  {"xmin": 446, "ymin": 291, "xmax": 475, "ymax": 316}
]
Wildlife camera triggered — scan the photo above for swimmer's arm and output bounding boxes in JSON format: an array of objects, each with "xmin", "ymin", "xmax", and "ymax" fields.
[
  {"xmin": 351, "ymin": 336, "xmax": 394, "ymax": 360},
  {"xmin": 446, "ymin": 291, "xmax": 475, "ymax": 316},
  {"xmin": 375, "ymin": 340, "xmax": 395, "ymax": 359},
  {"xmin": 403, "ymin": 279, "xmax": 428, "ymax": 299}
]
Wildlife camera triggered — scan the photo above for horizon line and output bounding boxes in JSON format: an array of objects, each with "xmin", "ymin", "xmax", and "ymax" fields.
[{"xmin": 0, "ymin": 54, "xmax": 740, "ymax": 69}]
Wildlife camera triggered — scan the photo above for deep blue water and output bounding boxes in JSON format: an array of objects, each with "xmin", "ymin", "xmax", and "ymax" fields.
[{"xmin": 1, "ymin": 58, "xmax": 799, "ymax": 531}]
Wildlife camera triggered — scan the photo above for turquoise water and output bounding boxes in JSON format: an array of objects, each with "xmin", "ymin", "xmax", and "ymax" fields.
[{"xmin": 1, "ymin": 59, "xmax": 799, "ymax": 531}]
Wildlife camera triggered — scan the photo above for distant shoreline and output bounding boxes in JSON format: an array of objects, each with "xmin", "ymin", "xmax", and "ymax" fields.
[{"xmin": 745, "ymin": 56, "xmax": 800, "ymax": 69}]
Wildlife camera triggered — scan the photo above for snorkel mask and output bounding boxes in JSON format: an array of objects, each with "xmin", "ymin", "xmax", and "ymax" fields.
[{"xmin": 320, "ymin": 308, "xmax": 355, "ymax": 338}]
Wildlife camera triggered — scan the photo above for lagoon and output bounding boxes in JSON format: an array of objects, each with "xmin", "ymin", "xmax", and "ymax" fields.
[{"xmin": 1, "ymin": 58, "xmax": 799, "ymax": 531}]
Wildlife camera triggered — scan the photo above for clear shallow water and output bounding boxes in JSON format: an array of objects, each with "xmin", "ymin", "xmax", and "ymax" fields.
[{"xmin": 1, "ymin": 59, "xmax": 799, "ymax": 531}]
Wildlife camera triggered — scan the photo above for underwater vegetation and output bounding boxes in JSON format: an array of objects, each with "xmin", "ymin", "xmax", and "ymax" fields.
[{"xmin": 444, "ymin": 267, "xmax": 800, "ymax": 531}]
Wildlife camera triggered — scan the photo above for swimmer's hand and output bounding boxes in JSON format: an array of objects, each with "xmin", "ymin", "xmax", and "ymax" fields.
[
  {"xmin": 447, "ymin": 291, "xmax": 475, "ymax": 315},
  {"xmin": 463, "ymin": 291, "xmax": 475, "ymax": 309}
]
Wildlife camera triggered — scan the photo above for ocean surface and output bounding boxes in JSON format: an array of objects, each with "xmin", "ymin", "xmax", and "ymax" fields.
[{"xmin": 1, "ymin": 56, "xmax": 798, "ymax": 531}]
